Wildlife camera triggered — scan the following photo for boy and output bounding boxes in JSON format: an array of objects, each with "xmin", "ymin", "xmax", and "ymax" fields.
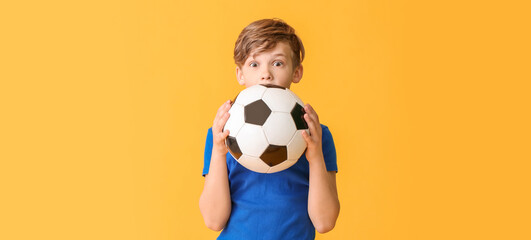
[{"xmin": 199, "ymin": 18, "xmax": 340, "ymax": 240}]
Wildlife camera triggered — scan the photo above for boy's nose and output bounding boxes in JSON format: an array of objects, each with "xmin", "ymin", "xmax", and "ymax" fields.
[
  {"xmin": 261, "ymin": 75, "xmax": 272, "ymax": 80},
  {"xmin": 260, "ymin": 69, "xmax": 272, "ymax": 80}
]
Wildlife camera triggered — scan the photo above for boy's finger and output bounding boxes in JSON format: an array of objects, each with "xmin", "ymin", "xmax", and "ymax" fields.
[
  {"xmin": 223, "ymin": 129, "xmax": 230, "ymax": 138},
  {"xmin": 214, "ymin": 130, "xmax": 230, "ymax": 143},
  {"xmin": 221, "ymin": 112, "xmax": 230, "ymax": 127},
  {"xmin": 213, "ymin": 115, "xmax": 225, "ymax": 132},
  {"xmin": 301, "ymin": 129, "xmax": 311, "ymax": 142},
  {"xmin": 301, "ymin": 129, "xmax": 315, "ymax": 144},
  {"xmin": 220, "ymin": 102, "xmax": 232, "ymax": 118},
  {"xmin": 304, "ymin": 104, "xmax": 314, "ymax": 113},
  {"xmin": 306, "ymin": 113, "xmax": 323, "ymax": 139},
  {"xmin": 213, "ymin": 114, "xmax": 223, "ymax": 131},
  {"xmin": 304, "ymin": 109, "xmax": 319, "ymax": 127},
  {"xmin": 215, "ymin": 102, "xmax": 225, "ymax": 117},
  {"xmin": 217, "ymin": 112, "xmax": 230, "ymax": 130},
  {"xmin": 312, "ymin": 111, "xmax": 320, "ymax": 124},
  {"xmin": 304, "ymin": 114, "xmax": 317, "ymax": 136},
  {"xmin": 303, "ymin": 104, "xmax": 314, "ymax": 119},
  {"xmin": 215, "ymin": 115, "xmax": 225, "ymax": 130},
  {"xmin": 307, "ymin": 112, "xmax": 318, "ymax": 124},
  {"xmin": 305, "ymin": 104, "xmax": 319, "ymax": 123},
  {"xmin": 215, "ymin": 100, "xmax": 231, "ymax": 119}
]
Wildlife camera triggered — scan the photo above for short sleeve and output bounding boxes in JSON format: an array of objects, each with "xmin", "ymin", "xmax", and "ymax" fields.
[
  {"xmin": 321, "ymin": 125, "xmax": 338, "ymax": 172},
  {"xmin": 202, "ymin": 128, "xmax": 213, "ymax": 177}
]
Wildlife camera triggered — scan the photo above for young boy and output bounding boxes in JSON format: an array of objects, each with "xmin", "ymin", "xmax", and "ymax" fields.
[{"xmin": 199, "ymin": 18, "xmax": 340, "ymax": 240}]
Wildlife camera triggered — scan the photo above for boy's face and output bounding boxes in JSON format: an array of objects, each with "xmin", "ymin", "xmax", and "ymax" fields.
[{"xmin": 236, "ymin": 41, "xmax": 303, "ymax": 89}]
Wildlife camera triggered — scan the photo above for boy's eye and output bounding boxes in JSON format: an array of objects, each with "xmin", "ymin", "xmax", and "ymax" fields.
[
  {"xmin": 249, "ymin": 62, "xmax": 258, "ymax": 67},
  {"xmin": 273, "ymin": 61, "xmax": 283, "ymax": 67}
]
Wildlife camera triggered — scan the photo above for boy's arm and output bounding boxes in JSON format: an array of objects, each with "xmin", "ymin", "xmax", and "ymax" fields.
[
  {"xmin": 199, "ymin": 100, "xmax": 232, "ymax": 231},
  {"xmin": 308, "ymin": 157, "xmax": 340, "ymax": 234},
  {"xmin": 302, "ymin": 104, "xmax": 340, "ymax": 234}
]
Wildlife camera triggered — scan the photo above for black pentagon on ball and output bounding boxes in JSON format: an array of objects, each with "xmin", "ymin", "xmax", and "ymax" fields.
[
  {"xmin": 244, "ymin": 99, "xmax": 272, "ymax": 126},
  {"xmin": 291, "ymin": 103, "xmax": 309, "ymax": 130},
  {"xmin": 260, "ymin": 145, "xmax": 287, "ymax": 167},
  {"xmin": 226, "ymin": 136, "xmax": 242, "ymax": 159}
]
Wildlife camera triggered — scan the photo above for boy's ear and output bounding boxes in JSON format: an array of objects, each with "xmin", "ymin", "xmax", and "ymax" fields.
[
  {"xmin": 292, "ymin": 65, "xmax": 303, "ymax": 83},
  {"xmin": 236, "ymin": 66, "xmax": 245, "ymax": 85}
]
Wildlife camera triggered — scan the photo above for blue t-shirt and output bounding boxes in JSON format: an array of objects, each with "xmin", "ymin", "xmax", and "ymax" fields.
[{"xmin": 203, "ymin": 124, "xmax": 337, "ymax": 240}]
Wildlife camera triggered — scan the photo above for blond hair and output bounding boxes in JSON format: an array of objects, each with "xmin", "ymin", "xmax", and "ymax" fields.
[{"xmin": 234, "ymin": 18, "xmax": 305, "ymax": 70}]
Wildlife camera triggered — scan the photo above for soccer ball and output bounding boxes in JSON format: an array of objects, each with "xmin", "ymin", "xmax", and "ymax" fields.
[{"xmin": 223, "ymin": 84, "xmax": 309, "ymax": 174}]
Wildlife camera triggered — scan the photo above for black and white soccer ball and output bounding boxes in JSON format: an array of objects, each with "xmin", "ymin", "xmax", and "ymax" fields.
[{"xmin": 223, "ymin": 84, "xmax": 309, "ymax": 173}]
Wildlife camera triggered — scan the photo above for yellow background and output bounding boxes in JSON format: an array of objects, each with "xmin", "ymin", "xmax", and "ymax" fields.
[{"xmin": 1, "ymin": 0, "xmax": 530, "ymax": 239}]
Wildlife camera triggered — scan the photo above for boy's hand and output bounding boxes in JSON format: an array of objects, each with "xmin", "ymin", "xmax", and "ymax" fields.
[
  {"xmin": 301, "ymin": 104, "xmax": 324, "ymax": 162},
  {"xmin": 212, "ymin": 100, "xmax": 232, "ymax": 154}
]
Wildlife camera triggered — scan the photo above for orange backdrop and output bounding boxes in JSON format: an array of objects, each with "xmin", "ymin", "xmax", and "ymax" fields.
[{"xmin": 1, "ymin": 0, "xmax": 530, "ymax": 239}]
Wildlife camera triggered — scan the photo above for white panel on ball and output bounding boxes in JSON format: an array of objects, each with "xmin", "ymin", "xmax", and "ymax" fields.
[
  {"xmin": 287, "ymin": 130, "xmax": 308, "ymax": 160},
  {"xmin": 287, "ymin": 89, "xmax": 305, "ymax": 106},
  {"xmin": 262, "ymin": 112, "xmax": 297, "ymax": 146},
  {"xmin": 236, "ymin": 123, "xmax": 269, "ymax": 158},
  {"xmin": 234, "ymin": 85, "xmax": 267, "ymax": 106},
  {"xmin": 267, "ymin": 159, "xmax": 298, "ymax": 173},
  {"xmin": 238, "ymin": 154, "xmax": 270, "ymax": 173},
  {"xmin": 224, "ymin": 103, "xmax": 245, "ymax": 137},
  {"xmin": 262, "ymin": 88, "xmax": 296, "ymax": 112}
]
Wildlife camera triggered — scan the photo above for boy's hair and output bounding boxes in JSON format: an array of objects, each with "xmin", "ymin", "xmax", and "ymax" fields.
[{"xmin": 234, "ymin": 18, "xmax": 305, "ymax": 70}]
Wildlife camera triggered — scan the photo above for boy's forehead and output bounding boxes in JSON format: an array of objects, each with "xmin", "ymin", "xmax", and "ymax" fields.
[
  {"xmin": 251, "ymin": 52, "xmax": 289, "ymax": 59},
  {"xmin": 248, "ymin": 42, "xmax": 293, "ymax": 60}
]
